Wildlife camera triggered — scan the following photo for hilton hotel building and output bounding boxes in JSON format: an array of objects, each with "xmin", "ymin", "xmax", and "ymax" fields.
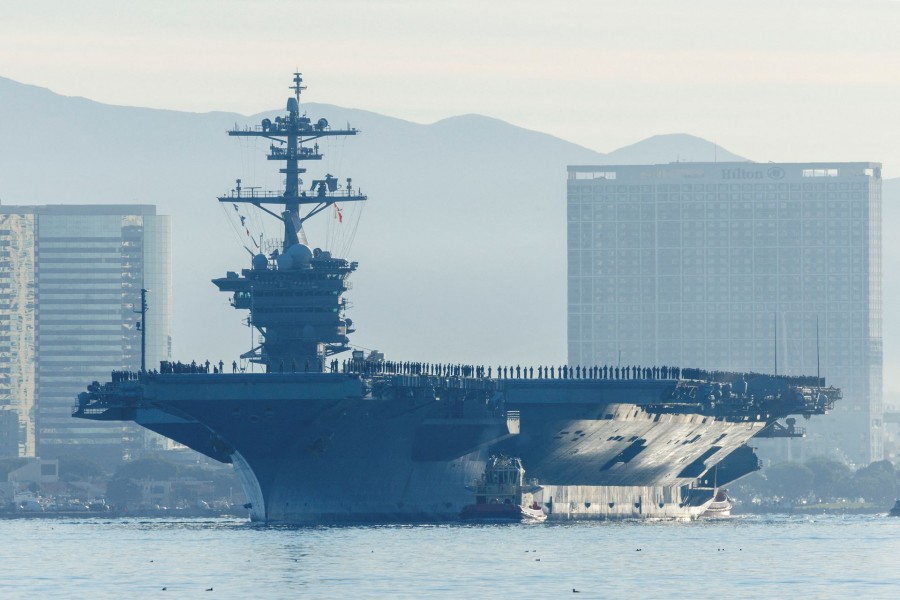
[{"xmin": 567, "ymin": 162, "xmax": 882, "ymax": 465}]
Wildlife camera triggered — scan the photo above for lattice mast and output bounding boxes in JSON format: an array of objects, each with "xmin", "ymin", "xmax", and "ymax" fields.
[{"xmin": 222, "ymin": 72, "xmax": 364, "ymax": 248}]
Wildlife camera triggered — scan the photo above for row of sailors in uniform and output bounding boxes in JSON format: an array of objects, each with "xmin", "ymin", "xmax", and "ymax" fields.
[
  {"xmin": 334, "ymin": 359, "xmax": 682, "ymax": 381},
  {"xmin": 114, "ymin": 361, "xmax": 825, "ymax": 389},
  {"xmin": 112, "ymin": 361, "xmax": 236, "ymax": 380},
  {"xmin": 112, "ymin": 362, "xmax": 682, "ymax": 381},
  {"xmin": 158, "ymin": 360, "xmax": 234, "ymax": 374}
]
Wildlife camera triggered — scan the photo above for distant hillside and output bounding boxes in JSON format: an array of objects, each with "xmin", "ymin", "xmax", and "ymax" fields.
[
  {"xmin": 598, "ymin": 133, "xmax": 745, "ymax": 165},
  {"xmin": 0, "ymin": 75, "xmax": 749, "ymax": 367}
]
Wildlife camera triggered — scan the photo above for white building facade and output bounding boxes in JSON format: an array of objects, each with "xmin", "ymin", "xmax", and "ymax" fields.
[{"xmin": 567, "ymin": 162, "xmax": 882, "ymax": 465}]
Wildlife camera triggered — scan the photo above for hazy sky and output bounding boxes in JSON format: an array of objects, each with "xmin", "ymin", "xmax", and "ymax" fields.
[{"xmin": 3, "ymin": 0, "xmax": 900, "ymax": 171}]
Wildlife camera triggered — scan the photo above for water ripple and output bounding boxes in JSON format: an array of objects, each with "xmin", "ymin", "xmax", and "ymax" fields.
[{"xmin": 0, "ymin": 514, "xmax": 897, "ymax": 599}]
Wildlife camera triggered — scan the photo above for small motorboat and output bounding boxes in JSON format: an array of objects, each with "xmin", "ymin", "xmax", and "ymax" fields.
[{"xmin": 889, "ymin": 500, "xmax": 900, "ymax": 517}]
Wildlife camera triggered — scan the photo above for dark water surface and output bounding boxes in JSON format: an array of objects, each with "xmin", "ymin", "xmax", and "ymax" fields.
[{"xmin": 1, "ymin": 514, "xmax": 897, "ymax": 599}]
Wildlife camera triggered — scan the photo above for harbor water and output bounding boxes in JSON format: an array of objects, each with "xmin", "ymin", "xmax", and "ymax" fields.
[{"xmin": 1, "ymin": 514, "xmax": 898, "ymax": 599}]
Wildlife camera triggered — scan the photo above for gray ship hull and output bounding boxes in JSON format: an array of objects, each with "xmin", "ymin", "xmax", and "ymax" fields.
[{"xmin": 97, "ymin": 372, "xmax": 773, "ymax": 523}]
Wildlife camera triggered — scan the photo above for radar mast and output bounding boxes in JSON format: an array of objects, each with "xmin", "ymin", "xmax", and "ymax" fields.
[{"xmin": 219, "ymin": 72, "xmax": 366, "ymax": 251}]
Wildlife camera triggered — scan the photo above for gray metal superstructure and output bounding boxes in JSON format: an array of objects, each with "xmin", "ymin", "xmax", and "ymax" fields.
[
  {"xmin": 74, "ymin": 74, "xmax": 840, "ymax": 522},
  {"xmin": 214, "ymin": 72, "xmax": 364, "ymax": 371}
]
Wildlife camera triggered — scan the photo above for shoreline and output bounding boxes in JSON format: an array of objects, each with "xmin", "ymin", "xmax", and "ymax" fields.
[{"xmin": 0, "ymin": 507, "xmax": 250, "ymax": 520}]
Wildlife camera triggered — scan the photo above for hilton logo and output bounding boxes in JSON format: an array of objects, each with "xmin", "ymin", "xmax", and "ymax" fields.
[
  {"xmin": 721, "ymin": 168, "xmax": 762, "ymax": 180},
  {"xmin": 767, "ymin": 167, "xmax": 785, "ymax": 179}
]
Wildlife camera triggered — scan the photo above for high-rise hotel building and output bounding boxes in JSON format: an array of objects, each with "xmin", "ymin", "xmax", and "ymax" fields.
[
  {"xmin": 567, "ymin": 162, "xmax": 882, "ymax": 465},
  {"xmin": 0, "ymin": 205, "xmax": 171, "ymax": 464}
]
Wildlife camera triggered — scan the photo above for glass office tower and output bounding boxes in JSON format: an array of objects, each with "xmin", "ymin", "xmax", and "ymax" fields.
[
  {"xmin": 567, "ymin": 163, "xmax": 882, "ymax": 465},
  {"xmin": 0, "ymin": 205, "xmax": 171, "ymax": 464}
]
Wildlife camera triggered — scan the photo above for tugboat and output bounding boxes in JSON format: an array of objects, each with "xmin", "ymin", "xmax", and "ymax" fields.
[
  {"xmin": 460, "ymin": 456, "xmax": 546, "ymax": 523},
  {"xmin": 701, "ymin": 489, "xmax": 733, "ymax": 518},
  {"xmin": 889, "ymin": 500, "xmax": 900, "ymax": 517}
]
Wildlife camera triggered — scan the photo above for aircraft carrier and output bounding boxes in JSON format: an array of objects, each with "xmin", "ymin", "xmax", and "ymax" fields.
[{"xmin": 73, "ymin": 73, "xmax": 840, "ymax": 523}]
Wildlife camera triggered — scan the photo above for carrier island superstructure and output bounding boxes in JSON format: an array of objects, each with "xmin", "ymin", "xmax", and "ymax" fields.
[{"xmin": 74, "ymin": 74, "xmax": 840, "ymax": 523}]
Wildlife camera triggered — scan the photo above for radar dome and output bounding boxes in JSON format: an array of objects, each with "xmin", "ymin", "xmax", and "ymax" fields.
[
  {"xmin": 252, "ymin": 253, "xmax": 268, "ymax": 270},
  {"xmin": 277, "ymin": 243, "xmax": 313, "ymax": 270}
]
